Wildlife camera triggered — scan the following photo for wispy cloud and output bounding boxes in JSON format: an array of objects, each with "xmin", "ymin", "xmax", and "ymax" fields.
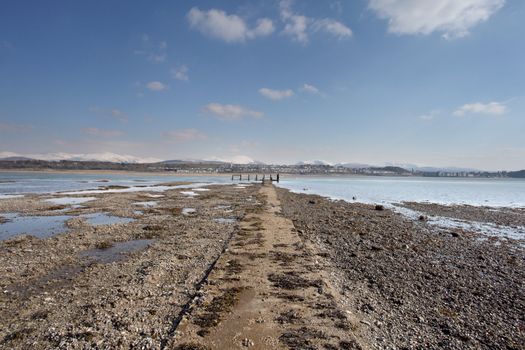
[
  {"xmin": 368, "ymin": 0, "xmax": 505, "ymax": 39},
  {"xmin": 82, "ymin": 127, "xmax": 124, "ymax": 137},
  {"xmin": 187, "ymin": 7, "xmax": 274, "ymax": 43},
  {"xmin": 135, "ymin": 34, "xmax": 168, "ymax": 63},
  {"xmin": 171, "ymin": 65, "xmax": 189, "ymax": 81},
  {"xmin": 418, "ymin": 110, "xmax": 440, "ymax": 121},
  {"xmin": 146, "ymin": 81, "xmax": 169, "ymax": 91},
  {"xmin": 203, "ymin": 103, "xmax": 264, "ymax": 121},
  {"xmin": 300, "ymin": 83, "xmax": 320, "ymax": 95},
  {"xmin": 312, "ymin": 18, "xmax": 353, "ymax": 38},
  {"xmin": 453, "ymin": 101, "xmax": 507, "ymax": 116},
  {"xmin": 162, "ymin": 129, "xmax": 206, "ymax": 143},
  {"xmin": 89, "ymin": 107, "xmax": 129, "ymax": 123},
  {"xmin": 110, "ymin": 109, "xmax": 128, "ymax": 122},
  {"xmin": 259, "ymin": 87, "xmax": 294, "ymax": 100},
  {"xmin": 279, "ymin": 0, "xmax": 352, "ymax": 44}
]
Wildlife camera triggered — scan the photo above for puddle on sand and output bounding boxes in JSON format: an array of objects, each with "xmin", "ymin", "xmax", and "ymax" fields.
[
  {"xmin": 192, "ymin": 188, "xmax": 210, "ymax": 192},
  {"xmin": 45, "ymin": 197, "xmax": 96, "ymax": 205},
  {"xmin": 0, "ymin": 194, "xmax": 24, "ymax": 200},
  {"xmin": 79, "ymin": 239, "xmax": 154, "ymax": 264},
  {"xmin": 81, "ymin": 213, "xmax": 134, "ymax": 226},
  {"xmin": 182, "ymin": 208, "xmax": 196, "ymax": 215},
  {"xmin": 181, "ymin": 191, "xmax": 199, "ymax": 197},
  {"xmin": 133, "ymin": 210, "xmax": 143, "ymax": 215},
  {"xmin": 134, "ymin": 201, "xmax": 158, "ymax": 208},
  {"xmin": 142, "ymin": 194, "xmax": 164, "ymax": 198},
  {"xmin": 0, "ymin": 213, "xmax": 71, "ymax": 240},
  {"xmin": 214, "ymin": 217, "xmax": 237, "ymax": 224}
]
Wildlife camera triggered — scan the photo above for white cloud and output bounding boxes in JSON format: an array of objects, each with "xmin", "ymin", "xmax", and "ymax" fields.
[
  {"xmin": 82, "ymin": 127, "xmax": 124, "ymax": 137},
  {"xmin": 280, "ymin": 1, "xmax": 310, "ymax": 44},
  {"xmin": 279, "ymin": 0, "xmax": 352, "ymax": 44},
  {"xmin": 187, "ymin": 7, "xmax": 274, "ymax": 43},
  {"xmin": 203, "ymin": 103, "xmax": 264, "ymax": 121},
  {"xmin": 252, "ymin": 18, "xmax": 275, "ymax": 37},
  {"xmin": 148, "ymin": 53, "xmax": 166, "ymax": 63},
  {"xmin": 171, "ymin": 65, "xmax": 189, "ymax": 81},
  {"xmin": 162, "ymin": 129, "xmax": 206, "ymax": 143},
  {"xmin": 313, "ymin": 18, "xmax": 352, "ymax": 38},
  {"xmin": 110, "ymin": 109, "xmax": 128, "ymax": 122},
  {"xmin": 300, "ymin": 83, "xmax": 320, "ymax": 94},
  {"xmin": 453, "ymin": 101, "xmax": 507, "ymax": 116},
  {"xmin": 259, "ymin": 88, "xmax": 294, "ymax": 100},
  {"xmin": 418, "ymin": 110, "xmax": 440, "ymax": 121},
  {"xmin": 146, "ymin": 81, "xmax": 168, "ymax": 91},
  {"xmin": 368, "ymin": 0, "xmax": 505, "ymax": 38}
]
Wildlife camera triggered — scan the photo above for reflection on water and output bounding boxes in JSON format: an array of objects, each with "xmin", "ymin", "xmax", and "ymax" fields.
[
  {"xmin": 134, "ymin": 201, "xmax": 158, "ymax": 207},
  {"xmin": 79, "ymin": 239, "xmax": 154, "ymax": 263},
  {"xmin": 182, "ymin": 208, "xmax": 196, "ymax": 215},
  {"xmin": 214, "ymin": 217, "xmax": 237, "ymax": 224},
  {"xmin": 393, "ymin": 205, "xmax": 525, "ymax": 241},
  {"xmin": 0, "ymin": 171, "xmax": 235, "ymax": 195},
  {"xmin": 277, "ymin": 176, "xmax": 525, "ymax": 208},
  {"xmin": 181, "ymin": 191, "xmax": 198, "ymax": 197},
  {"xmin": 0, "ymin": 213, "xmax": 71, "ymax": 240}
]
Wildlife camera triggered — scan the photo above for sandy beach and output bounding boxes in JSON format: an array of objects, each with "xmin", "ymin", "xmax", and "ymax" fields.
[{"xmin": 0, "ymin": 182, "xmax": 523, "ymax": 349}]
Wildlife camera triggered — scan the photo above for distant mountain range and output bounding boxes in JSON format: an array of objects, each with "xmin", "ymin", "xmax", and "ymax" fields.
[
  {"xmin": 0, "ymin": 152, "xmax": 161, "ymax": 164},
  {"xmin": 0, "ymin": 152, "xmax": 523, "ymax": 175}
]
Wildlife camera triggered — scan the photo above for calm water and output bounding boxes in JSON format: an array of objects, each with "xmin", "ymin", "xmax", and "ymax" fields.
[
  {"xmin": 277, "ymin": 175, "xmax": 525, "ymax": 208},
  {"xmin": 1, "ymin": 172, "xmax": 524, "ymax": 208},
  {"xmin": 0, "ymin": 172, "xmax": 233, "ymax": 195}
]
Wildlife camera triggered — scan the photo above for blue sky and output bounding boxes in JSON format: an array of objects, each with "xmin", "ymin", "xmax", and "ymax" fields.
[{"xmin": 0, "ymin": 0, "xmax": 524, "ymax": 170}]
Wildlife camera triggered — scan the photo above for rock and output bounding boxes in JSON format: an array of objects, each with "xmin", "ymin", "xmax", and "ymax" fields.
[
  {"xmin": 242, "ymin": 338, "xmax": 254, "ymax": 347},
  {"xmin": 375, "ymin": 205, "xmax": 384, "ymax": 211}
]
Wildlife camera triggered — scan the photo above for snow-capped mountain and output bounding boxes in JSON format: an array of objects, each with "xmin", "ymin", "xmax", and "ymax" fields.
[{"xmin": 0, "ymin": 152, "xmax": 161, "ymax": 164}]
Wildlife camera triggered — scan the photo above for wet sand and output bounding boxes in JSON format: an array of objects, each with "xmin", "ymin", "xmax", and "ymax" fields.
[
  {"xmin": 1, "ymin": 183, "xmax": 523, "ymax": 349},
  {"xmin": 0, "ymin": 182, "xmax": 256, "ymax": 348}
]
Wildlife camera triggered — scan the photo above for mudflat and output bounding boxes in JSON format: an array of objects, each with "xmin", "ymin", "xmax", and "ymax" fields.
[
  {"xmin": 0, "ymin": 183, "xmax": 257, "ymax": 348},
  {"xmin": 1, "ymin": 182, "xmax": 523, "ymax": 349}
]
